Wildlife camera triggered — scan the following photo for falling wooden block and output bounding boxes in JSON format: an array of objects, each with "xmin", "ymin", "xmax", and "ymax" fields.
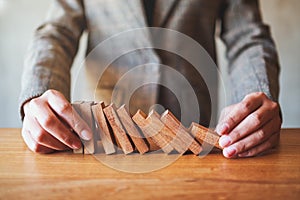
[
  {"xmin": 189, "ymin": 122, "xmax": 222, "ymax": 149},
  {"xmin": 91, "ymin": 102, "xmax": 115, "ymax": 155},
  {"xmin": 161, "ymin": 110, "xmax": 202, "ymax": 155},
  {"xmin": 148, "ymin": 111, "xmax": 186, "ymax": 154},
  {"xmin": 71, "ymin": 101, "xmax": 84, "ymax": 154},
  {"xmin": 78, "ymin": 102, "xmax": 96, "ymax": 154},
  {"xmin": 132, "ymin": 110, "xmax": 174, "ymax": 154},
  {"xmin": 103, "ymin": 104, "xmax": 134, "ymax": 154},
  {"xmin": 117, "ymin": 105, "xmax": 149, "ymax": 154}
]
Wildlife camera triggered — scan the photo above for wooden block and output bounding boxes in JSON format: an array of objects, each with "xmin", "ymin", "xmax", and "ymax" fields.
[
  {"xmin": 132, "ymin": 110, "xmax": 174, "ymax": 154},
  {"xmin": 161, "ymin": 110, "xmax": 202, "ymax": 155},
  {"xmin": 117, "ymin": 105, "xmax": 149, "ymax": 154},
  {"xmin": 91, "ymin": 102, "xmax": 115, "ymax": 155},
  {"xmin": 71, "ymin": 101, "xmax": 84, "ymax": 154},
  {"xmin": 148, "ymin": 111, "xmax": 186, "ymax": 154},
  {"xmin": 79, "ymin": 102, "xmax": 96, "ymax": 154},
  {"xmin": 189, "ymin": 122, "xmax": 222, "ymax": 149},
  {"xmin": 103, "ymin": 104, "xmax": 134, "ymax": 154}
]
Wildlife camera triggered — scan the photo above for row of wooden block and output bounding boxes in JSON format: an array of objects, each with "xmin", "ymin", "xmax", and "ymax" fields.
[{"xmin": 71, "ymin": 101, "xmax": 222, "ymax": 155}]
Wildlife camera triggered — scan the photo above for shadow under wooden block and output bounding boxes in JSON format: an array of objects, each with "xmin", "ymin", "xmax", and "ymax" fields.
[
  {"xmin": 148, "ymin": 110, "xmax": 186, "ymax": 154},
  {"xmin": 189, "ymin": 122, "xmax": 222, "ymax": 150},
  {"xmin": 161, "ymin": 110, "xmax": 202, "ymax": 155},
  {"xmin": 92, "ymin": 102, "xmax": 115, "ymax": 155},
  {"xmin": 132, "ymin": 110, "xmax": 174, "ymax": 154},
  {"xmin": 71, "ymin": 101, "xmax": 84, "ymax": 154},
  {"xmin": 103, "ymin": 104, "xmax": 134, "ymax": 154},
  {"xmin": 78, "ymin": 102, "xmax": 96, "ymax": 154},
  {"xmin": 117, "ymin": 105, "xmax": 149, "ymax": 154}
]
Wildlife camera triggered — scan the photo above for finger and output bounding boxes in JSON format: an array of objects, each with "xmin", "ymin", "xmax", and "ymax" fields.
[
  {"xmin": 29, "ymin": 98, "xmax": 82, "ymax": 149},
  {"xmin": 21, "ymin": 127, "xmax": 54, "ymax": 154},
  {"xmin": 215, "ymin": 93, "xmax": 264, "ymax": 135},
  {"xmin": 24, "ymin": 114, "xmax": 73, "ymax": 151},
  {"xmin": 43, "ymin": 90, "xmax": 92, "ymax": 140},
  {"xmin": 222, "ymin": 116, "xmax": 281, "ymax": 158},
  {"xmin": 219, "ymin": 102, "xmax": 278, "ymax": 148},
  {"xmin": 238, "ymin": 131, "xmax": 280, "ymax": 158}
]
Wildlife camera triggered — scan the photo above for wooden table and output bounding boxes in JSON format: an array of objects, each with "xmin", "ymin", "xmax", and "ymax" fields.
[{"xmin": 0, "ymin": 129, "xmax": 299, "ymax": 199}]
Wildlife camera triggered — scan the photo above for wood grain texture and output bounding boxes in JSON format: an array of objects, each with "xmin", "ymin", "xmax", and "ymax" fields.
[
  {"xmin": 189, "ymin": 122, "xmax": 222, "ymax": 149},
  {"xmin": 103, "ymin": 103, "xmax": 134, "ymax": 154},
  {"xmin": 148, "ymin": 110, "xmax": 186, "ymax": 154},
  {"xmin": 78, "ymin": 102, "xmax": 96, "ymax": 154},
  {"xmin": 91, "ymin": 102, "xmax": 115, "ymax": 155},
  {"xmin": 117, "ymin": 105, "xmax": 149, "ymax": 154},
  {"xmin": 161, "ymin": 110, "xmax": 202, "ymax": 155},
  {"xmin": 132, "ymin": 110, "xmax": 174, "ymax": 154},
  {"xmin": 71, "ymin": 102, "xmax": 84, "ymax": 154},
  {"xmin": 1, "ymin": 129, "xmax": 299, "ymax": 200}
]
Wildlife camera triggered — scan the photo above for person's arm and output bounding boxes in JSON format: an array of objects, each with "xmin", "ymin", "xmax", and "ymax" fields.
[
  {"xmin": 19, "ymin": 0, "xmax": 91, "ymax": 153},
  {"xmin": 216, "ymin": 0, "xmax": 282, "ymax": 158}
]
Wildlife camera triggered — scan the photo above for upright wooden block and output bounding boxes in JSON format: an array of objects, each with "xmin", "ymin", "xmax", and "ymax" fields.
[
  {"xmin": 117, "ymin": 105, "xmax": 149, "ymax": 154},
  {"xmin": 132, "ymin": 110, "xmax": 174, "ymax": 154},
  {"xmin": 161, "ymin": 110, "xmax": 202, "ymax": 155},
  {"xmin": 71, "ymin": 101, "xmax": 84, "ymax": 154},
  {"xmin": 103, "ymin": 104, "xmax": 134, "ymax": 154},
  {"xmin": 189, "ymin": 122, "xmax": 222, "ymax": 149},
  {"xmin": 91, "ymin": 102, "xmax": 115, "ymax": 155},
  {"xmin": 148, "ymin": 111, "xmax": 186, "ymax": 154},
  {"xmin": 79, "ymin": 102, "xmax": 96, "ymax": 154}
]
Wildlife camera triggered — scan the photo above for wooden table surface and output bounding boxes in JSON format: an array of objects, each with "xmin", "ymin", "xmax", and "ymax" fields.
[{"xmin": 0, "ymin": 128, "xmax": 299, "ymax": 199}]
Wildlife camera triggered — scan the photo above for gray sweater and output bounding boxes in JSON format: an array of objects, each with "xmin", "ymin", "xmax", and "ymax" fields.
[{"xmin": 19, "ymin": 0, "xmax": 280, "ymax": 126}]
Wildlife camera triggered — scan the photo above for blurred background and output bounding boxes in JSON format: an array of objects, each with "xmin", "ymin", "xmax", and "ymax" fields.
[{"xmin": 0, "ymin": 0, "xmax": 299, "ymax": 128}]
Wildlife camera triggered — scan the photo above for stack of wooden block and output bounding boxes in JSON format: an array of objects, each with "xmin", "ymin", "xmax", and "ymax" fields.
[{"xmin": 72, "ymin": 101, "xmax": 222, "ymax": 155}]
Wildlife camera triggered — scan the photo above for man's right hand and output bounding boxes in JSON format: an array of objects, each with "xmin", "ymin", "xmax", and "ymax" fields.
[{"xmin": 22, "ymin": 89, "xmax": 92, "ymax": 153}]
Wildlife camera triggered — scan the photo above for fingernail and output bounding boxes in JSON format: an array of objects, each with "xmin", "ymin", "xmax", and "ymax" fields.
[
  {"xmin": 223, "ymin": 146, "xmax": 236, "ymax": 158},
  {"xmin": 72, "ymin": 140, "xmax": 82, "ymax": 149},
  {"xmin": 216, "ymin": 123, "xmax": 229, "ymax": 135},
  {"xmin": 81, "ymin": 130, "xmax": 92, "ymax": 140},
  {"xmin": 219, "ymin": 135, "xmax": 232, "ymax": 148}
]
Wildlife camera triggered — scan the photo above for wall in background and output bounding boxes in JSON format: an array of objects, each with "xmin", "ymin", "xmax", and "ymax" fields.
[{"xmin": 0, "ymin": 0, "xmax": 299, "ymax": 128}]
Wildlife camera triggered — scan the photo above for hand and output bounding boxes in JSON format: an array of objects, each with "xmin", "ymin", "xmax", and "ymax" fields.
[
  {"xmin": 22, "ymin": 89, "xmax": 92, "ymax": 153},
  {"xmin": 215, "ymin": 92, "xmax": 282, "ymax": 158}
]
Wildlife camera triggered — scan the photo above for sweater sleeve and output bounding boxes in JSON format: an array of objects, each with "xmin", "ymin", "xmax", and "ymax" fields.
[
  {"xmin": 19, "ymin": 0, "xmax": 86, "ymax": 120},
  {"xmin": 220, "ymin": 0, "xmax": 280, "ymax": 104}
]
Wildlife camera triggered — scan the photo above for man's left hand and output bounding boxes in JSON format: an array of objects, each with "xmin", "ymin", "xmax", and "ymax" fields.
[{"xmin": 215, "ymin": 92, "xmax": 282, "ymax": 158}]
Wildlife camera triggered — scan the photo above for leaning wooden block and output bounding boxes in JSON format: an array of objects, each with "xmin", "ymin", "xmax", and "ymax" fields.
[
  {"xmin": 132, "ymin": 110, "xmax": 174, "ymax": 154},
  {"xmin": 71, "ymin": 101, "xmax": 84, "ymax": 154},
  {"xmin": 117, "ymin": 105, "xmax": 149, "ymax": 154},
  {"xmin": 91, "ymin": 102, "xmax": 115, "ymax": 155},
  {"xmin": 79, "ymin": 102, "xmax": 96, "ymax": 154},
  {"xmin": 189, "ymin": 122, "xmax": 222, "ymax": 149},
  {"xmin": 103, "ymin": 104, "xmax": 134, "ymax": 154},
  {"xmin": 161, "ymin": 110, "xmax": 202, "ymax": 155},
  {"xmin": 148, "ymin": 111, "xmax": 187, "ymax": 154}
]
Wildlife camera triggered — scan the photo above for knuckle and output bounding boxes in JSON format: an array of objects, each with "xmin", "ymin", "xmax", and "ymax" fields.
[
  {"xmin": 250, "ymin": 112, "xmax": 262, "ymax": 126},
  {"xmin": 270, "ymin": 102, "xmax": 279, "ymax": 111},
  {"xmin": 257, "ymin": 129, "xmax": 267, "ymax": 140},
  {"xmin": 41, "ymin": 115, "xmax": 55, "ymax": 127},
  {"xmin": 241, "ymin": 100, "xmax": 252, "ymax": 112},
  {"xmin": 256, "ymin": 92, "xmax": 266, "ymax": 99},
  {"xmin": 232, "ymin": 131, "xmax": 241, "ymax": 141},
  {"xmin": 226, "ymin": 116, "xmax": 236, "ymax": 126},
  {"xmin": 44, "ymin": 89, "xmax": 57, "ymax": 97},
  {"xmin": 237, "ymin": 143, "xmax": 247, "ymax": 153},
  {"xmin": 30, "ymin": 98, "xmax": 42, "ymax": 107},
  {"xmin": 57, "ymin": 102, "xmax": 72, "ymax": 115}
]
